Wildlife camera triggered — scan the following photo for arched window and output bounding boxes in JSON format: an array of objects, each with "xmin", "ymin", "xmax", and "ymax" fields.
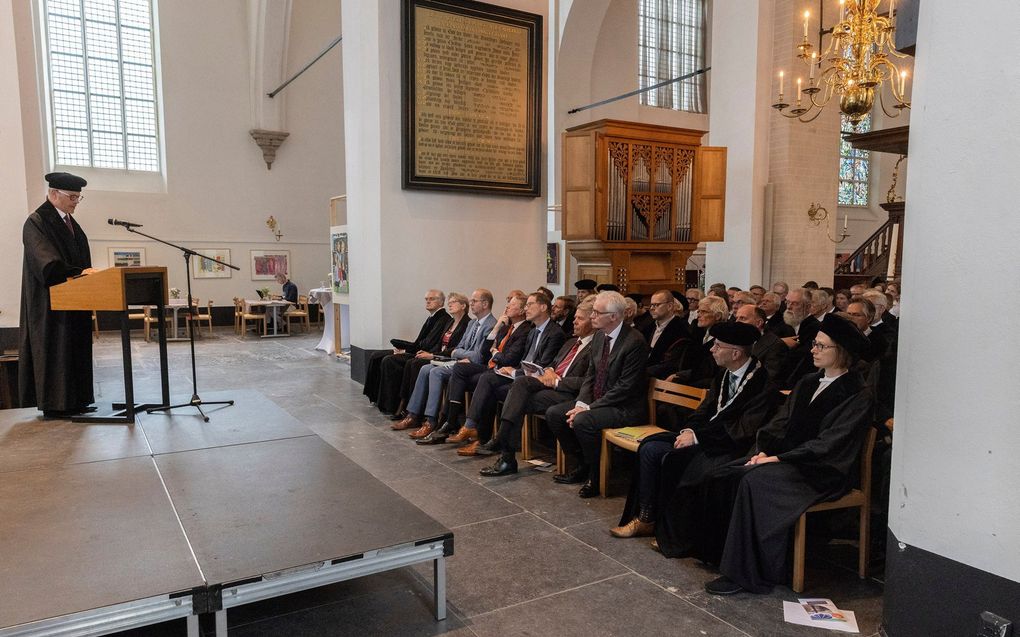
[
  {"xmin": 40, "ymin": 0, "xmax": 162, "ymax": 172},
  {"xmin": 638, "ymin": 0, "xmax": 706, "ymax": 113},
  {"xmin": 839, "ymin": 113, "xmax": 871, "ymax": 206}
]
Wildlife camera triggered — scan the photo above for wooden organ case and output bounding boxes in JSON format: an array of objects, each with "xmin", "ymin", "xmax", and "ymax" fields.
[{"xmin": 561, "ymin": 120, "xmax": 726, "ymax": 292}]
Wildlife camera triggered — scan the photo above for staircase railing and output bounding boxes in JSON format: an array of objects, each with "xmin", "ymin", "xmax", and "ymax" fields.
[{"xmin": 835, "ymin": 219, "xmax": 895, "ymax": 276}]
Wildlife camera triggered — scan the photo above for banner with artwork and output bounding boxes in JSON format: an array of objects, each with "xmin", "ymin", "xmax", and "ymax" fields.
[{"xmin": 331, "ymin": 226, "xmax": 349, "ymax": 295}]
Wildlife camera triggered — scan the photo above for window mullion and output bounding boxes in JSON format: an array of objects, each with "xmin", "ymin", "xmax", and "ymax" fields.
[
  {"xmin": 114, "ymin": 0, "xmax": 129, "ymax": 168},
  {"xmin": 77, "ymin": 0, "xmax": 94, "ymax": 167}
]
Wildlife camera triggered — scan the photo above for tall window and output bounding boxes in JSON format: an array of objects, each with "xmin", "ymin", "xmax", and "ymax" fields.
[
  {"xmin": 839, "ymin": 113, "xmax": 871, "ymax": 206},
  {"xmin": 638, "ymin": 0, "xmax": 706, "ymax": 113},
  {"xmin": 42, "ymin": 0, "xmax": 161, "ymax": 172}
]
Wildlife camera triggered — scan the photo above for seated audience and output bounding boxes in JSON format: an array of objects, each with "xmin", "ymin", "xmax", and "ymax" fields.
[
  {"xmin": 546, "ymin": 291, "xmax": 650, "ymax": 497},
  {"xmin": 396, "ymin": 290, "xmax": 497, "ymax": 437},
  {"xmin": 551, "ymin": 295, "xmax": 576, "ymax": 337},
  {"xmin": 363, "ymin": 289, "xmax": 450, "ymax": 407},
  {"xmin": 669, "ymin": 295, "xmax": 729, "ymax": 388},
  {"xmin": 629, "ymin": 293, "xmax": 653, "ymax": 332},
  {"xmin": 478, "ymin": 298, "xmax": 597, "ymax": 476},
  {"xmin": 664, "ymin": 314, "xmax": 874, "ymax": 596},
  {"xmin": 623, "ymin": 296, "xmax": 638, "ymax": 326},
  {"xmin": 771, "ymin": 281, "xmax": 790, "ymax": 313},
  {"xmin": 735, "ymin": 305, "xmax": 787, "ymax": 380},
  {"xmin": 458, "ymin": 292, "xmax": 566, "ymax": 456},
  {"xmin": 685, "ymin": 288, "xmax": 704, "ymax": 325},
  {"xmin": 612, "ymin": 322, "xmax": 777, "ymax": 539},
  {"xmin": 641, "ymin": 290, "xmax": 691, "ymax": 379},
  {"xmin": 835, "ymin": 288, "xmax": 852, "ymax": 312},
  {"xmin": 778, "ymin": 288, "xmax": 822, "ymax": 389},
  {"xmin": 886, "ymin": 282, "xmax": 901, "ymax": 317},
  {"xmin": 575, "ymin": 279, "xmax": 597, "ymax": 302},
  {"xmin": 730, "ymin": 291, "xmax": 755, "ymax": 319},
  {"xmin": 748, "ymin": 285, "xmax": 767, "ymax": 304},
  {"xmin": 758, "ymin": 291, "xmax": 794, "ymax": 337},
  {"xmin": 388, "ymin": 292, "xmax": 470, "ymax": 421}
]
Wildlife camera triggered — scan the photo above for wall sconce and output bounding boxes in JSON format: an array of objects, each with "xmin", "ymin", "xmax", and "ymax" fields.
[
  {"xmin": 266, "ymin": 215, "xmax": 283, "ymax": 242},
  {"xmin": 807, "ymin": 203, "xmax": 850, "ymax": 244}
]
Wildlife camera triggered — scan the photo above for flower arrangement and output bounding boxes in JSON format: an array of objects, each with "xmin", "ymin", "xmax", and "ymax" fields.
[
  {"xmin": 169, "ymin": 287, "xmax": 181, "ymax": 299},
  {"xmin": 259, "ymin": 287, "xmax": 271, "ymax": 299}
]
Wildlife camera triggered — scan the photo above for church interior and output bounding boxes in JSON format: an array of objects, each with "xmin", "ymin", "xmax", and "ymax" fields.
[{"xmin": 1, "ymin": 1, "xmax": 1018, "ymax": 636}]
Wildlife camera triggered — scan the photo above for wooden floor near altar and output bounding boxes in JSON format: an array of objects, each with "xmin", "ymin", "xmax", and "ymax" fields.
[{"xmin": 7, "ymin": 328, "xmax": 885, "ymax": 636}]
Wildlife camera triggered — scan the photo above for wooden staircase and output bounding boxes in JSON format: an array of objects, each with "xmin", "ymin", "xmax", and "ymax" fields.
[{"xmin": 836, "ymin": 219, "xmax": 894, "ymax": 278}]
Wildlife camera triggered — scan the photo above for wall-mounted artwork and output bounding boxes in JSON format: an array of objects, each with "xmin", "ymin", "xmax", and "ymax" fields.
[
  {"xmin": 108, "ymin": 247, "xmax": 145, "ymax": 268},
  {"xmin": 331, "ymin": 229, "xmax": 349, "ymax": 295},
  {"xmin": 546, "ymin": 242, "xmax": 559, "ymax": 284},
  {"xmin": 192, "ymin": 249, "xmax": 232, "ymax": 279},
  {"xmin": 250, "ymin": 250, "xmax": 290, "ymax": 280}
]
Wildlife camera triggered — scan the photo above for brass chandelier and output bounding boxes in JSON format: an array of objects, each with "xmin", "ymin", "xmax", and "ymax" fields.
[{"xmin": 773, "ymin": 0, "xmax": 911, "ymax": 123}]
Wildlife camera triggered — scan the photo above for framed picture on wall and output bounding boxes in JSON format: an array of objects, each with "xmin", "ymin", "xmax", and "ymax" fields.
[
  {"xmin": 108, "ymin": 247, "xmax": 146, "ymax": 268},
  {"xmin": 546, "ymin": 242, "xmax": 559, "ymax": 284},
  {"xmin": 192, "ymin": 249, "xmax": 232, "ymax": 279},
  {"xmin": 250, "ymin": 250, "xmax": 290, "ymax": 281}
]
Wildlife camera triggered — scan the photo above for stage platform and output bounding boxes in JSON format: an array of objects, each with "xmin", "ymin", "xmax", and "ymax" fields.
[{"xmin": 0, "ymin": 391, "xmax": 453, "ymax": 636}]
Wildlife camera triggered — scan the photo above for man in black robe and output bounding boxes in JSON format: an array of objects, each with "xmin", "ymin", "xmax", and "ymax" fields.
[{"xmin": 19, "ymin": 172, "xmax": 97, "ymax": 417}]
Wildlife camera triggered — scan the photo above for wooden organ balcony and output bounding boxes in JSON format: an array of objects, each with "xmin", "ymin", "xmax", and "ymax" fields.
[{"xmin": 561, "ymin": 119, "xmax": 726, "ymax": 293}]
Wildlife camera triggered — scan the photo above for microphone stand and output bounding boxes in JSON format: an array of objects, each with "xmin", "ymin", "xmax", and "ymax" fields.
[{"xmin": 116, "ymin": 224, "xmax": 239, "ymax": 422}]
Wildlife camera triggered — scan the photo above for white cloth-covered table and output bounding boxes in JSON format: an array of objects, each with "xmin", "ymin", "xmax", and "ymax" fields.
[{"xmin": 309, "ymin": 288, "xmax": 349, "ymax": 354}]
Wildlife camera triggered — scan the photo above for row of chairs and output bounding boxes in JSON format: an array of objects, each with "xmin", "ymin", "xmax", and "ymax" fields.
[
  {"xmin": 115, "ymin": 301, "xmax": 214, "ymax": 341},
  {"xmin": 513, "ymin": 378, "xmax": 874, "ymax": 594}
]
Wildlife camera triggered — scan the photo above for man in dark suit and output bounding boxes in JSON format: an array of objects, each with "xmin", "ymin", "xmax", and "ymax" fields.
[
  {"xmin": 478, "ymin": 298, "xmax": 597, "ymax": 476},
  {"xmin": 546, "ymin": 291, "xmax": 651, "ymax": 497},
  {"xmin": 641, "ymin": 290, "xmax": 691, "ymax": 379},
  {"xmin": 735, "ymin": 305, "xmax": 787, "ymax": 381},
  {"xmin": 457, "ymin": 292, "xmax": 566, "ymax": 456},
  {"xmin": 442, "ymin": 293, "xmax": 532, "ymax": 447},
  {"xmin": 778, "ymin": 287, "xmax": 821, "ymax": 389},
  {"xmin": 20, "ymin": 172, "xmax": 98, "ymax": 417},
  {"xmin": 363, "ymin": 290, "xmax": 451, "ymax": 411},
  {"xmin": 551, "ymin": 295, "xmax": 576, "ymax": 337},
  {"xmin": 758, "ymin": 292, "xmax": 794, "ymax": 338}
]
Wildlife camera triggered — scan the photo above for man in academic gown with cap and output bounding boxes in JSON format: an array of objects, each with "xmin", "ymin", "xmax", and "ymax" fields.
[
  {"xmin": 574, "ymin": 279, "xmax": 597, "ymax": 303},
  {"xmin": 20, "ymin": 172, "xmax": 98, "ymax": 416}
]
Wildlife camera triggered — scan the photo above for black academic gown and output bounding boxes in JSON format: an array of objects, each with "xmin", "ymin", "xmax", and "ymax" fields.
[
  {"xmin": 620, "ymin": 358, "xmax": 778, "ymax": 526},
  {"xmin": 660, "ymin": 370, "xmax": 873, "ymax": 593},
  {"xmin": 19, "ymin": 200, "xmax": 94, "ymax": 412}
]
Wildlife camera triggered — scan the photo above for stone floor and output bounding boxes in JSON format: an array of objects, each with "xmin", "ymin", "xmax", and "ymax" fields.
[{"xmin": 90, "ymin": 328, "xmax": 884, "ymax": 636}]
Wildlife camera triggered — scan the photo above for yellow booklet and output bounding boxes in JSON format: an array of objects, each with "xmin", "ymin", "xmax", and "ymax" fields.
[{"xmin": 612, "ymin": 426, "xmax": 660, "ymax": 440}]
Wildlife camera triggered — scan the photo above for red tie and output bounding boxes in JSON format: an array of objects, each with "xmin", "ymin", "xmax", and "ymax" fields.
[
  {"xmin": 554, "ymin": 339, "xmax": 582, "ymax": 377},
  {"xmin": 63, "ymin": 215, "xmax": 74, "ymax": 236},
  {"xmin": 488, "ymin": 323, "xmax": 516, "ymax": 369}
]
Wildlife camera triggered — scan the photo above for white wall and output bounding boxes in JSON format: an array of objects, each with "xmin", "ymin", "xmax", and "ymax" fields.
[
  {"xmin": 2, "ymin": 0, "xmax": 342, "ymax": 323},
  {"xmin": 0, "ymin": 0, "xmax": 29, "ymax": 328},
  {"xmin": 342, "ymin": 0, "xmax": 548, "ymax": 349},
  {"xmin": 889, "ymin": 1, "xmax": 1020, "ymax": 581}
]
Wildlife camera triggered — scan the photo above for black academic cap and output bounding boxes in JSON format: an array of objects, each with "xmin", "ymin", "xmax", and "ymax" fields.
[
  {"xmin": 625, "ymin": 293, "xmax": 645, "ymax": 304},
  {"xmin": 45, "ymin": 172, "xmax": 87, "ymax": 192},
  {"xmin": 596, "ymin": 283, "xmax": 620, "ymax": 292},
  {"xmin": 709, "ymin": 322, "xmax": 760, "ymax": 347},
  {"xmin": 669, "ymin": 290, "xmax": 689, "ymax": 311},
  {"xmin": 818, "ymin": 313, "xmax": 869, "ymax": 360},
  {"xmin": 574, "ymin": 279, "xmax": 597, "ymax": 291}
]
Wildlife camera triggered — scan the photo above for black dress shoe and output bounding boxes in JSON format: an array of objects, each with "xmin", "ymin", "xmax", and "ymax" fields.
[
  {"xmin": 79, "ymin": 405, "xmax": 98, "ymax": 413},
  {"xmin": 389, "ymin": 410, "xmax": 408, "ymax": 421},
  {"xmin": 704, "ymin": 576, "xmax": 743, "ymax": 596},
  {"xmin": 553, "ymin": 464, "xmax": 589, "ymax": 485},
  {"xmin": 475, "ymin": 439, "xmax": 500, "ymax": 456},
  {"xmin": 577, "ymin": 480, "xmax": 599, "ymax": 498},
  {"xmin": 416, "ymin": 421, "xmax": 455, "ymax": 445},
  {"xmin": 479, "ymin": 457, "xmax": 518, "ymax": 477}
]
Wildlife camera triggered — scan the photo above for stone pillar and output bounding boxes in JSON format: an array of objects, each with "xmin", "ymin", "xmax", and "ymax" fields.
[
  {"xmin": 704, "ymin": 0, "xmax": 773, "ymax": 288},
  {"xmin": 883, "ymin": 2, "xmax": 1020, "ymax": 634},
  {"xmin": 340, "ymin": 1, "xmax": 548, "ymax": 349}
]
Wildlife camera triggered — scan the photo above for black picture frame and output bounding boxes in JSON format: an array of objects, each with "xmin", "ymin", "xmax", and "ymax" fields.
[{"xmin": 401, "ymin": 0, "xmax": 543, "ymax": 197}]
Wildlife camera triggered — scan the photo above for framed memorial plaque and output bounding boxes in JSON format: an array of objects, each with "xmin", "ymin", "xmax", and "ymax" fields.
[{"xmin": 402, "ymin": 0, "xmax": 542, "ymax": 196}]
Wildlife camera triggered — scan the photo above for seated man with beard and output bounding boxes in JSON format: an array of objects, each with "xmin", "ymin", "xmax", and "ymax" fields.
[
  {"xmin": 777, "ymin": 287, "xmax": 822, "ymax": 389},
  {"xmin": 611, "ymin": 322, "xmax": 778, "ymax": 539}
]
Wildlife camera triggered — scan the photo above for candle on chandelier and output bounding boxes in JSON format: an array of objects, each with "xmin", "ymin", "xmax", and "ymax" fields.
[
  {"xmin": 810, "ymin": 52, "xmax": 817, "ymax": 80},
  {"xmin": 779, "ymin": 70, "xmax": 785, "ymax": 97},
  {"xmin": 796, "ymin": 77, "xmax": 802, "ymax": 104},
  {"xmin": 843, "ymin": 214, "xmax": 848, "ymax": 231},
  {"xmin": 839, "ymin": 0, "xmax": 845, "ymax": 22},
  {"xmin": 899, "ymin": 70, "xmax": 907, "ymax": 95},
  {"xmin": 889, "ymin": 0, "xmax": 896, "ymax": 26},
  {"xmin": 803, "ymin": 10, "xmax": 810, "ymax": 38}
]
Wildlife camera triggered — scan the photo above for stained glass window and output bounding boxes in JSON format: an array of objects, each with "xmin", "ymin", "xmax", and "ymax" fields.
[
  {"xmin": 42, "ymin": 0, "xmax": 162, "ymax": 172},
  {"xmin": 638, "ymin": 0, "xmax": 706, "ymax": 113},
  {"xmin": 839, "ymin": 113, "xmax": 871, "ymax": 206}
]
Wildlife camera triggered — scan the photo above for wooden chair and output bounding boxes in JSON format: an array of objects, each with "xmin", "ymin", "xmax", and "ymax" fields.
[
  {"xmin": 284, "ymin": 295, "xmax": 311, "ymax": 333},
  {"xmin": 791, "ymin": 427, "xmax": 878, "ymax": 593},
  {"xmin": 142, "ymin": 306, "xmax": 171, "ymax": 342},
  {"xmin": 185, "ymin": 299, "xmax": 214, "ymax": 336},
  {"xmin": 91, "ymin": 311, "xmax": 100, "ymax": 341},
  {"xmin": 598, "ymin": 379, "xmax": 709, "ymax": 497},
  {"xmin": 235, "ymin": 298, "xmax": 266, "ymax": 338}
]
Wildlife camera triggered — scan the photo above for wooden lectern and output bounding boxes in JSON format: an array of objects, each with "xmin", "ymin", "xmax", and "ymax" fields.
[{"xmin": 50, "ymin": 266, "xmax": 171, "ymax": 423}]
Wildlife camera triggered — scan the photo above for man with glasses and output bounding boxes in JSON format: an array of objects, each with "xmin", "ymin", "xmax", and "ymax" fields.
[
  {"xmin": 20, "ymin": 172, "xmax": 99, "ymax": 417},
  {"xmin": 641, "ymin": 289, "xmax": 690, "ymax": 379},
  {"xmin": 546, "ymin": 291, "xmax": 650, "ymax": 497}
]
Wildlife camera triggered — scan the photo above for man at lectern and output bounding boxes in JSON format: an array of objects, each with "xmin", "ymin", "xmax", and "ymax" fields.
[{"xmin": 19, "ymin": 172, "xmax": 98, "ymax": 417}]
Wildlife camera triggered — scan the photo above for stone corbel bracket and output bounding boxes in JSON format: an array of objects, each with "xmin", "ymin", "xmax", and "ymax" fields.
[{"xmin": 249, "ymin": 129, "xmax": 290, "ymax": 169}]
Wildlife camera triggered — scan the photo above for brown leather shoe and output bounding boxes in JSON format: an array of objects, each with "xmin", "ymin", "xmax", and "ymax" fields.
[
  {"xmin": 610, "ymin": 518, "xmax": 655, "ymax": 538},
  {"xmin": 447, "ymin": 426, "xmax": 478, "ymax": 444},
  {"xmin": 391, "ymin": 414, "xmax": 418, "ymax": 431},
  {"xmin": 456, "ymin": 440, "xmax": 480, "ymax": 456},
  {"xmin": 408, "ymin": 422, "xmax": 434, "ymax": 439}
]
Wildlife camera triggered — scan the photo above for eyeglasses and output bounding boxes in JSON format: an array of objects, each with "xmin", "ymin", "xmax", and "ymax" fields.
[
  {"xmin": 589, "ymin": 309, "xmax": 616, "ymax": 317},
  {"xmin": 810, "ymin": 341, "xmax": 839, "ymax": 351},
  {"xmin": 424, "ymin": 296, "xmax": 442, "ymax": 301},
  {"xmin": 57, "ymin": 190, "xmax": 84, "ymax": 202},
  {"xmin": 648, "ymin": 301, "xmax": 672, "ymax": 308},
  {"xmin": 711, "ymin": 342, "xmax": 743, "ymax": 352}
]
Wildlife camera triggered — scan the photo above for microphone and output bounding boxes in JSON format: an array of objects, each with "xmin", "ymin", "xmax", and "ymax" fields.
[{"xmin": 108, "ymin": 218, "xmax": 143, "ymax": 228}]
